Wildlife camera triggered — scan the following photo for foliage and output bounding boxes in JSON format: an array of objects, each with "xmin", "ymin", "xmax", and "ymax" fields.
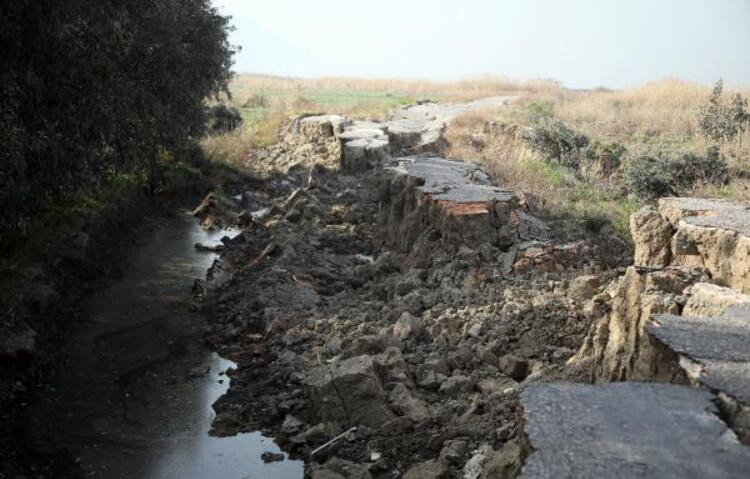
[
  {"xmin": 524, "ymin": 100, "xmax": 555, "ymax": 123},
  {"xmin": 625, "ymin": 147, "xmax": 729, "ymax": 200},
  {"xmin": 583, "ymin": 141, "xmax": 626, "ymax": 163},
  {"xmin": 207, "ymin": 104, "xmax": 243, "ymax": 134},
  {"xmin": 523, "ymin": 119, "xmax": 589, "ymax": 168},
  {"xmin": 0, "ymin": 0, "xmax": 235, "ymax": 233},
  {"xmin": 698, "ymin": 80, "xmax": 750, "ymax": 142}
]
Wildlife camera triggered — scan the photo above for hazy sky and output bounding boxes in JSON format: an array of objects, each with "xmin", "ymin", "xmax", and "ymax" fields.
[{"xmin": 216, "ymin": 0, "xmax": 750, "ymax": 89}]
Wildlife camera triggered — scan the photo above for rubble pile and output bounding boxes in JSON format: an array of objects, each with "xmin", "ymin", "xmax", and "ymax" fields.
[
  {"xmin": 195, "ymin": 97, "xmax": 626, "ymax": 478},
  {"xmin": 200, "ymin": 159, "xmax": 599, "ymax": 477},
  {"xmin": 197, "ymin": 96, "xmax": 750, "ymax": 477}
]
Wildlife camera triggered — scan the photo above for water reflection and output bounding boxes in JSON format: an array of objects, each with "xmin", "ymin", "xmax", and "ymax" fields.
[
  {"xmin": 27, "ymin": 212, "xmax": 303, "ymax": 479},
  {"xmin": 145, "ymin": 355, "xmax": 302, "ymax": 479}
]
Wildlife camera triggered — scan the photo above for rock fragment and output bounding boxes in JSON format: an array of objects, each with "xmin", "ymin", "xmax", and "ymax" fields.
[
  {"xmin": 305, "ymin": 355, "xmax": 395, "ymax": 428},
  {"xmin": 403, "ymin": 459, "xmax": 448, "ymax": 479}
]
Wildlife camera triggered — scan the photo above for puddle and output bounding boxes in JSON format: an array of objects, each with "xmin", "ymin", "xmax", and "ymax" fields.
[{"xmin": 26, "ymin": 211, "xmax": 303, "ymax": 479}]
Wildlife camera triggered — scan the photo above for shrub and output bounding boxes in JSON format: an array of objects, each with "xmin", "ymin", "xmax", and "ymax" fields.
[
  {"xmin": 581, "ymin": 141, "xmax": 626, "ymax": 178},
  {"xmin": 207, "ymin": 104, "xmax": 243, "ymax": 134},
  {"xmin": 673, "ymin": 147, "xmax": 724, "ymax": 185},
  {"xmin": 0, "ymin": 0, "xmax": 236, "ymax": 233},
  {"xmin": 243, "ymin": 92, "xmax": 270, "ymax": 108},
  {"xmin": 699, "ymin": 80, "xmax": 750, "ymax": 142},
  {"xmin": 624, "ymin": 156, "xmax": 675, "ymax": 199},
  {"xmin": 525, "ymin": 100, "xmax": 555, "ymax": 123},
  {"xmin": 625, "ymin": 147, "xmax": 729, "ymax": 200},
  {"xmin": 523, "ymin": 119, "xmax": 589, "ymax": 169}
]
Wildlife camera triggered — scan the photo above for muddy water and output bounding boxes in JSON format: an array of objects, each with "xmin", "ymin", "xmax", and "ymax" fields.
[{"xmin": 27, "ymin": 212, "xmax": 303, "ymax": 479}]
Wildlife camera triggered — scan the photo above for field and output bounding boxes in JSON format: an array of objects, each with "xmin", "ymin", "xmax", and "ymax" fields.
[
  {"xmin": 220, "ymin": 74, "xmax": 560, "ymax": 143},
  {"xmin": 205, "ymin": 74, "xmax": 750, "ymax": 240}
]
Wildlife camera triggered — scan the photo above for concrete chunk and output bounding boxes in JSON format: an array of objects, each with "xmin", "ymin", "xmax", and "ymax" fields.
[
  {"xmin": 385, "ymin": 96, "xmax": 516, "ymax": 155},
  {"xmin": 520, "ymin": 382, "xmax": 750, "ymax": 479},
  {"xmin": 657, "ymin": 198, "xmax": 750, "ymax": 293},
  {"xmin": 379, "ymin": 156, "xmax": 524, "ymax": 250},
  {"xmin": 649, "ymin": 305, "xmax": 750, "ymax": 403}
]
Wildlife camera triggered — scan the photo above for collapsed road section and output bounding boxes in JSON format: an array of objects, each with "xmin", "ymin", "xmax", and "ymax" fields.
[
  {"xmin": 520, "ymin": 382, "xmax": 750, "ymax": 479},
  {"xmin": 194, "ymin": 98, "xmax": 750, "ymax": 478},
  {"xmin": 519, "ymin": 198, "xmax": 750, "ymax": 477}
]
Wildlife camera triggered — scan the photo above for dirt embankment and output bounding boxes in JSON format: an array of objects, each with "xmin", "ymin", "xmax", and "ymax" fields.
[{"xmin": 194, "ymin": 104, "xmax": 631, "ymax": 478}]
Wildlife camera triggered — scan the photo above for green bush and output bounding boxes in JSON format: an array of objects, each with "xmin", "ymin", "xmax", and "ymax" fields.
[
  {"xmin": 0, "ymin": 0, "xmax": 236, "ymax": 234},
  {"xmin": 583, "ymin": 141, "xmax": 626, "ymax": 163},
  {"xmin": 624, "ymin": 156, "xmax": 675, "ymax": 199},
  {"xmin": 580, "ymin": 141, "xmax": 626, "ymax": 178},
  {"xmin": 525, "ymin": 100, "xmax": 555, "ymax": 123},
  {"xmin": 625, "ymin": 147, "xmax": 729, "ymax": 200},
  {"xmin": 698, "ymin": 80, "xmax": 750, "ymax": 143},
  {"xmin": 207, "ymin": 104, "xmax": 243, "ymax": 134},
  {"xmin": 523, "ymin": 119, "xmax": 589, "ymax": 169}
]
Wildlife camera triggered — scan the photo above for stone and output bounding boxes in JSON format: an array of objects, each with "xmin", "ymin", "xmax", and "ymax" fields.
[
  {"xmin": 439, "ymin": 375, "xmax": 473, "ymax": 396},
  {"xmin": 568, "ymin": 274, "xmax": 601, "ymax": 303},
  {"xmin": 518, "ymin": 212, "xmax": 551, "ymax": 241},
  {"xmin": 465, "ymin": 322, "xmax": 483, "ymax": 338},
  {"xmin": 281, "ymin": 414, "xmax": 305, "ymax": 434},
  {"xmin": 291, "ymin": 422, "xmax": 341, "ymax": 445},
  {"xmin": 498, "ymin": 355, "xmax": 528, "ymax": 381},
  {"xmin": 396, "ymin": 291, "xmax": 424, "ymax": 316},
  {"xmin": 389, "ymin": 383, "xmax": 430, "ymax": 423},
  {"xmin": 306, "ymin": 355, "xmax": 395, "ymax": 428},
  {"xmin": 261, "ymin": 451, "xmax": 284, "ymax": 463},
  {"xmin": 310, "ymin": 457, "xmax": 373, "ymax": 479},
  {"xmin": 403, "ymin": 459, "xmax": 448, "ymax": 479},
  {"xmin": 348, "ymin": 335, "xmax": 403, "ymax": 356},
  {"xmin": 439, "ymin": 439, "xmax": 468, "ymax": 465},
  {"xmin": 373, "ymin": 347, "xmax": 412, "ymax": 386},
  {"xmin": 476, "ymin": 376, "xmax": 517, "ymax": 396},
  {"xmin": 480, "ymin": 439, "xmax": 524, "ymax": 479},
  {"xmin": 478, "ymin": 349, "xmax": 498, "ymax": 366},
  {"xmin": 393, "ymin": 312, "xmax": 423, "ymax": 340},
  {"xmin": 463, "ymin": 444, "xmax": 493, "ymax": 479},
  {"xmin": 520, "ymin": 382, "xmax": 750, "ymax": 479},
  {"xmin": 417, "ymin": 369, "xmax": 447, "ymax": 390},
  {"xmin": 381, "ymin": 416, "xmax": 413, "ymax": 435},
  {"xmin": 631, "ymin": 206, "xmax": 673, "ymax": 268},
  {"xmin": 683, "ymin": 282, "xmax": 750, "ymax": 317}
]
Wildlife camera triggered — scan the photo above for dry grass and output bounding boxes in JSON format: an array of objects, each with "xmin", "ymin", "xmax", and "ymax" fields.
[
  {"xmin": 444, "ymin": 78, "xmax": 750, "ymax": 238},
  {"xmin": 200, "ymin": 129, "xmax": 254, "ymax": 170},
  {"xmin": 445, "ymin": 121, "xmax": 639, "ymax": 239},
  {"xmin": 212, "ymin": 74, "xmax": 566, "ymax": 167},
  {"xmin": 229, "ymin": 73, "xmax": 563, "ymax": 106},
  {"xmin": 211, "ymin": 74, "xmax": 750, "ymax": 228},
  {"xmin": 555, "ymin": 79, "xmax": 708, "ymax": 139}
]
